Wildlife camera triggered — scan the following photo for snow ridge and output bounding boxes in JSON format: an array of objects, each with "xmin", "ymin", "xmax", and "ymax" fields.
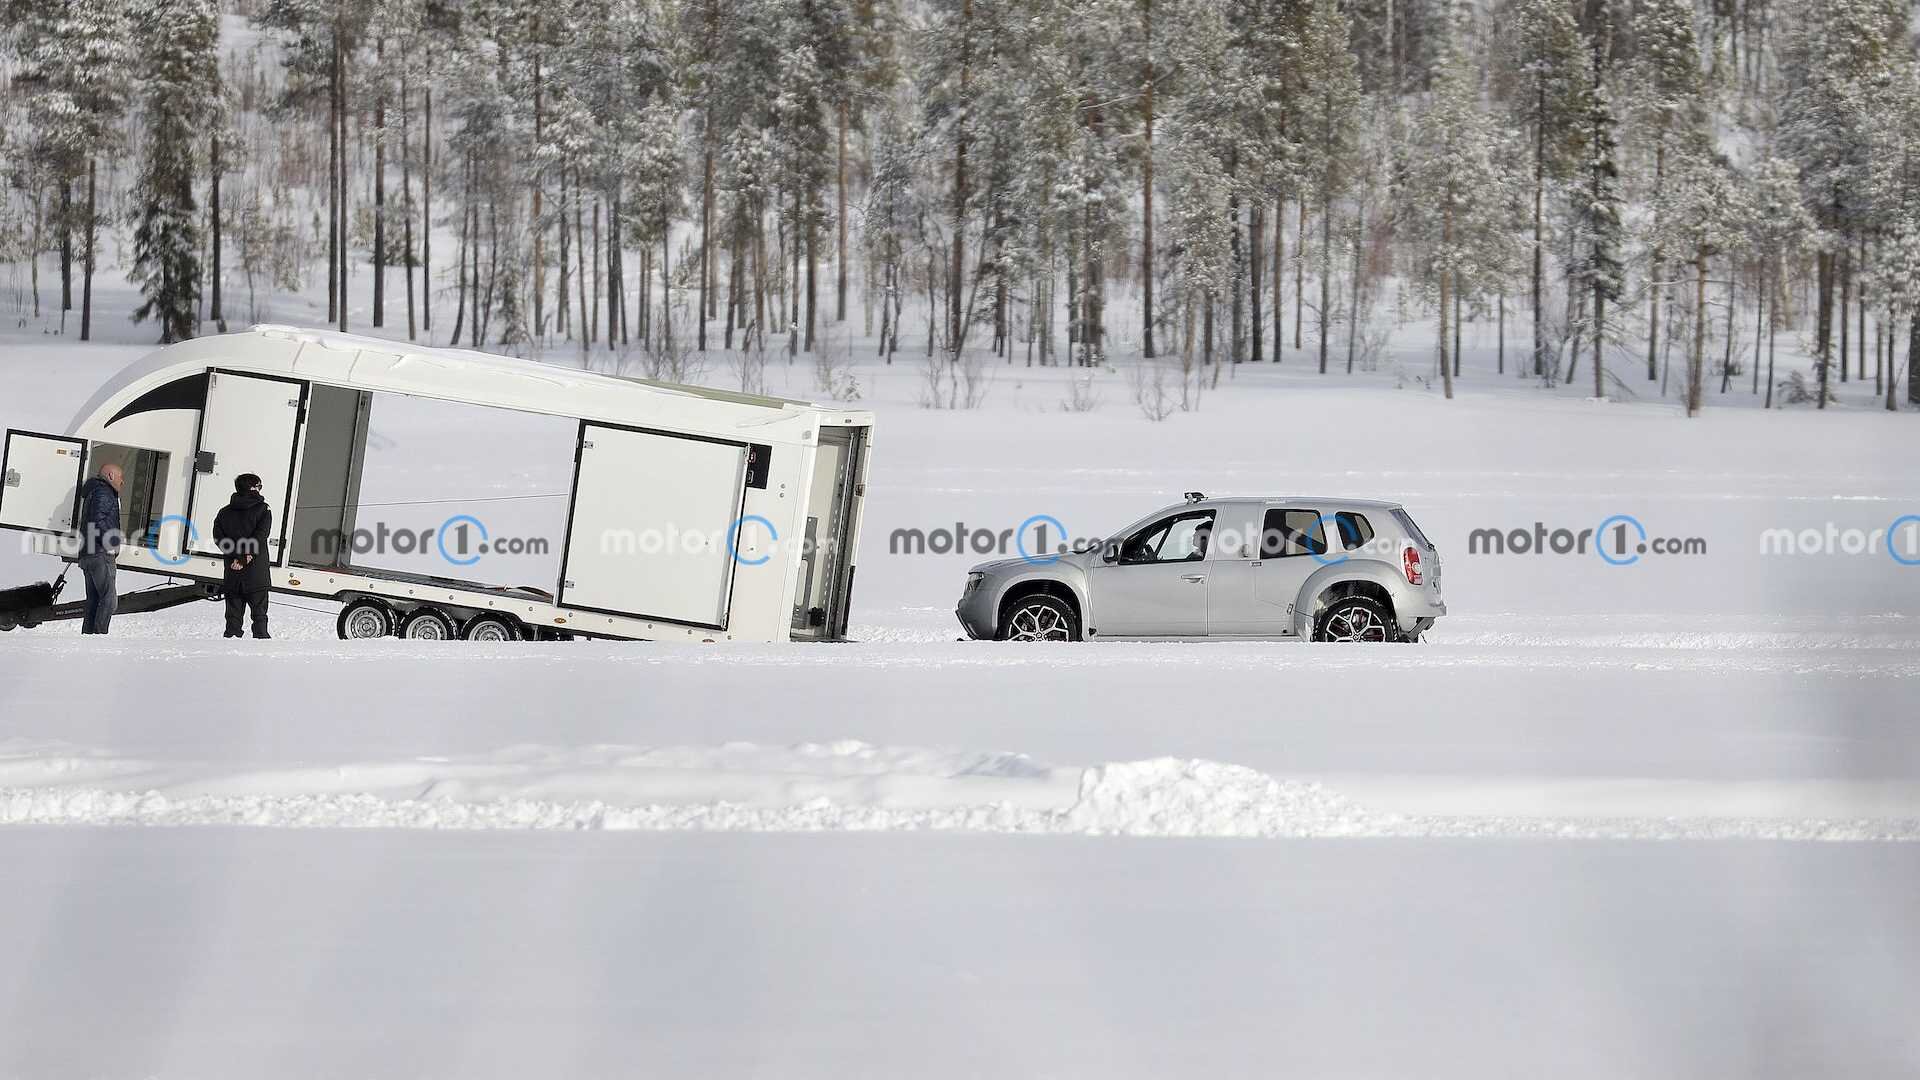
[{"xmin": 1, "ymin": 743, "xmax": 1914, "ymax": 841}]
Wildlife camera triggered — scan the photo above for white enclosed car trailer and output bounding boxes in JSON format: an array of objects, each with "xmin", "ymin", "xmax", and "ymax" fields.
[{"xmin": 0, "ymin": 326, "xmax": 873, "ymax": 642}]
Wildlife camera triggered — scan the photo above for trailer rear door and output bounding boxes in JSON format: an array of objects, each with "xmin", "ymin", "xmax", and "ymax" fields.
[
  {"xmin": 187, "ymin": 371, "xmax": 308, "ymax": 565},
  {"xmin": 0, "ymin": 430, "xmax": 87, "ymax": 537},
  {"xmin": 559, "ymin": 424, "xmax": 748, "ymax": 631}
]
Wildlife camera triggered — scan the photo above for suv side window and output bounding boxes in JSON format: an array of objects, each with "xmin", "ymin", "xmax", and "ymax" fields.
[
  {"xmin": 1118, "ymin": 510, "xmax": 1217, "ymax": 564},
  {"xmin": 1334, "ymin": 512, "xmax": 1374, "ymax": 550},
  {"xmin": 1261, "ymin": 509, "xmax": 1326, "ymax": 558}
]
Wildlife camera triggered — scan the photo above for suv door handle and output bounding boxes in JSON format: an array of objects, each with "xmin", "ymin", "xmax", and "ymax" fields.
[{"xmin": 1181, "ymin": 573, "xmax": 1207, "ymax": 583}]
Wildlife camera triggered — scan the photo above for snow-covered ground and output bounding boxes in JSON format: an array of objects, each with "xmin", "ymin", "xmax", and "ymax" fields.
[{"xmin": 3, "ymin": 279, "xmax": 1919, "ymax": 1076}]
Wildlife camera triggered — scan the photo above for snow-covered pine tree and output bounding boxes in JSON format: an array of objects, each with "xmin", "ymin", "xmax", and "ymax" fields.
[
  {"xmin": 1627, "ymin": 0, "xmax": 1708, "ymax": 382},
  {"xmin": 1495, "ymin": 0, "xmax": 1589, "ymax": 379},
  {"xmin": 128, "ymin": 0, "xmax": 221, "ymax": 344},
  {"xmin": 1744, "ymin": 156, "xmax": 1817, "ymax": 409},
  {"xmin": 1297, "ymin": 0, "xmax": 1364, "ymax": 375},
  {"xmin": 626, "ymin": 98, "xmax": 684, "ymax": 356},
  {"xmin": 8, "ymin": 0, "xmax": 135, "ymax": 340},
  {"xmin": 1648, "ymin": 133, "xmax": 1750, "ymax": 417},
  {"xmin": 1778, "ymin": 0, "xmax": 1907, "ymax": 406},
  {"xmin": 1568, "ymin": 40, "xmax": 1625, "ymax": 399},
  {"xmin": 1406, "ymin": 37, "xmax": 1510, "ymax": 400}
]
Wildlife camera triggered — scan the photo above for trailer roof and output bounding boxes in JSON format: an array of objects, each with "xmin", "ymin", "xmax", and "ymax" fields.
[{"xmin": 71, "ymin": 326, "xmax": 872, "ymax": 438}]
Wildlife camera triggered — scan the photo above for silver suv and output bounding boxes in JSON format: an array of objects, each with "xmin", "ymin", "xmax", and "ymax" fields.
[{"xmin": 956, "ymin": 494, "xmax": 1445, "ymax": 642}]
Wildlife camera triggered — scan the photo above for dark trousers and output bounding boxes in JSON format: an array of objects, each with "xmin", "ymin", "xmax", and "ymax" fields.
[
  {"xmin": 224, "ymin": 588, "xmax": 270, "ymax": 639},
  {"xmin": 78, "ymin": 553, "xmax": 117, "ymax": 635}
]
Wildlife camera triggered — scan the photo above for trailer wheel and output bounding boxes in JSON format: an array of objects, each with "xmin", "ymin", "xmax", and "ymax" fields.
[
  {"xmin": 337, "ymin": 598, "xmax": 395, "ymax": 640},
  {"xmin": 399, "ymin": 607, "xmax": 457, "ymax": 641},
  {"xmin": 461, "ymin": 613, "xmax": 523, "ymax": 642}
]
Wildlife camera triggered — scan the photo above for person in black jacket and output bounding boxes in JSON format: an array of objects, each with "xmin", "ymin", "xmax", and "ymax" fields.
[
  {"xmin": 212, "ymin": 473, "xmax": 274, "ymax": 639},
  {"xmin": 76, "ymin": 463, "xmax": 123, "ymax": 635}
]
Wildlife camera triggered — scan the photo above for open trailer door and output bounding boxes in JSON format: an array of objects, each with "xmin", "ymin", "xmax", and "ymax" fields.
[
  {"xmin": 187, "ymin": 371, "xmax": 308, "ymax": 564},
  {"xmin": 558, "ymin": 423, "xmax": 748, "ymax": 631},
  {"xmin": 0, "ymin": 430, "xmax": 88, "ymax": 538}
]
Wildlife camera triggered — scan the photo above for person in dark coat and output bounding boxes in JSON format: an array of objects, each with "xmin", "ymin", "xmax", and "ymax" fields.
[
  {"xmin": 76, "ymin": 463, "xmax": 123, "ymax": 635},
  {"xmin": 212, "ymin": 473, "xmax": 274, "ymax": 639}
]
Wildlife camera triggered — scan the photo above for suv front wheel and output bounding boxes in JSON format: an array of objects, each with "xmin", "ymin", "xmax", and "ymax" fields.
[
  {"xmin": 997, "ymin": 594, "xmax": 1081, "ymax": 642},
  {"xmin": 1313, "ymin": 595, "xmax": 1397, "ymax": 643}
]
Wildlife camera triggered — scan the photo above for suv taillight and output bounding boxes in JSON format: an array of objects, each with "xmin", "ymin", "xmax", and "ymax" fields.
[{"xmin": 1403, "ymin": 545, "xmax": 1423, "ymax": 585}]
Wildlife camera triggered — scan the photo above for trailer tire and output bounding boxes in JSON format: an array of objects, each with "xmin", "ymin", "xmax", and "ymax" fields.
[
  {"xmin": 461, "ymin": 613, "xmax": 523, "ymax": 642},
  {"xmin": 399, "ymin": 607, "xmax": 457, "ymax": 641},
  {"xmin": 337, "ymin": 598, "xmax": 395, "ymax": 640}
]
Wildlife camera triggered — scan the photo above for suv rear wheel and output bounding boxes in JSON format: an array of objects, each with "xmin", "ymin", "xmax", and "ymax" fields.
[
  {"xmin": 997, "ymin": 594, "xmax": 1080, "ymax": 642},
  {"xmin": 1314, "ymin": 596, "xmax": 1396, "ymax": 642}
]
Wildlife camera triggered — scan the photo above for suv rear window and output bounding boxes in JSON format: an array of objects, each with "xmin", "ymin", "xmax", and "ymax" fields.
[
  {"xmin": 1333, "ymin": 512, "xmax": 1374, "ymax": 549},
  {"xmin": 1391, "ymin": 508, "xmax": 1433, "ymax": 549},
  {"xmin": 1261, "ymin": 509, "xmax": 1327, "ymax": 558}
]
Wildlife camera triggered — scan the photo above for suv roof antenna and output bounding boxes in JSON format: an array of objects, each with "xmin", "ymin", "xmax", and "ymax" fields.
[{"xmin": 1183, "ymin": 491, "xmax": 1206, "ymax": 504}]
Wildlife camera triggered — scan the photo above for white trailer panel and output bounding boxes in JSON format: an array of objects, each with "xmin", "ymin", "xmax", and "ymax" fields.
[
  {"xmin": 0, "ymin": 431, "xmax": 87, "ymax": 536},
  {"xmin": 559, "ymin": 424, "xmax": 748, "ymax": 631},
  {"xmin": 188, "ymin": 371, "xmax": 308, "ymax": 565}
]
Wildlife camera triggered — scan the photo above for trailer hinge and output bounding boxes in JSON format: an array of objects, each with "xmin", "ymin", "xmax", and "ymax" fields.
[
  {"xmin": 3, "ymin": 469, "xmax": 19, "ymax": 488},
  {"xmin": 287, "ymin": 398, "xmax": 301, "ymax": 409},
  {"xmin": 194, "ymin": 451, "xmax": 216, "ymax": 474},
  {"xmin": 580, "ymin": 440, "xmax": 594, "ymax": 450}
]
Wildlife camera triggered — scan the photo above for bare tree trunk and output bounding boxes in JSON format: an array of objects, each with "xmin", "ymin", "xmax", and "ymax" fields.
[
  {"xmin": 1765, "ymin": 256, "xmax": 1777, "ymax": 408},
  {"xmin": 576, "ymin": 175, "xmax": 591, "ymax": 348},
  {"xmin": 1646, "ymin": 139, "xmax": 1663, "ymax": 380},
  {"xmin": 1250, "ymin": 204, "xmax": 1263, "ymax": 362},
  {"xmin": 1858, "ymin": 234, "xmax": 1868, "ymax": 381},
  {"xmin": 1453, "ymin": 278, "xmax": 1462, "ymax": 376},
  {"xmin": 1229, "ymin": 186, "xmax": 1243, "ymax": 363},
  {"xmin": 450, "ymin": 152, "xmax": 469, "ymax": 346},
  {"xmin": 1909, "ymin": 313, "xmax": 1920, "ymax": 407},
  {"xmin": 328, "ymin": 38, "xmax": 340, "ymax": 326},
  {"xmin": 607, "ymin": 195, "xmax": 621, "ymax": 350},
  {"xmin": 401, "ymin": 72, "xmax": 416, "ymax": 340},
  {"xmin": 1346, "ymin": 205, "xmax": 1361, "ymax": 374},
  {"xmin": 1438, "ymin": 203, "xmax": 1454, "ymax": 400},
  {"xmin": 1688, "ymin": 248, "xmax": 1706, "ymax": 416},
  {"xmin": 60, "ymin": 180, "xmax": 72, "ymax": 316},
  {"xmin": 532, "ymin": 48, "xmax": 546, "ymax": 343},
  {"xmin": 699, "ymin": 142, "xmax": 713, "ymax": 350},
  {"xmin": 1816, "ymin": 248, "xmax": 1832, "ymax": 408},
  {"xmin": 1532, "ymin": 84, "xmax": 1545, "ymax": 377},
  {"xmin": 1317, "ymin": 186, "xmax": 1331, "ymax": 374},
  {"xmin": 210, "ymin": 134, "xmax": 225, "ymax": 332},
  {"xmin": 836, "ymin": 100, "xmax": 849, "ymax": 323},
  {"xmin": 1271, "ymin": 193, "xmax": 1284, "ymax": 361},
  {"xmin": 1720, "ymin": 269, "xmax": 1736, "ymax": 393},
  {"xmin": 423, "ymin": 88, "xmax": 432, "ymax": 333},
  {"xmin": 373, "ymin": 39, "xmax": 387, "ymax": 329},
  {"xmin": 1293, "ymin": 200, "xmax": 1305, "ymax": 350},
  {"xmin": 557, "ymin": 163, "xmax": 569, "ymax": 340},
  {"xmin": 805, "ymin": 197, "xmax": 817, "ymax": 352},
  {"xmin": 951, "ymin": 0, "xmax": 971, "ymax": 350},
  {"xmin": 338, "ymin": 37, "xmax": 349, "ymax": 333},
  {"xmin": 1838, "ymin": 237, "xmax": 1850, "ymax": 383},
  {"xmin": 1141, "ymin": 0, "xmax": 1156, "ymax": 359},
  {"xmin": 80, "ymin": 160, "xmax": 96, "ymax": 341}
]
